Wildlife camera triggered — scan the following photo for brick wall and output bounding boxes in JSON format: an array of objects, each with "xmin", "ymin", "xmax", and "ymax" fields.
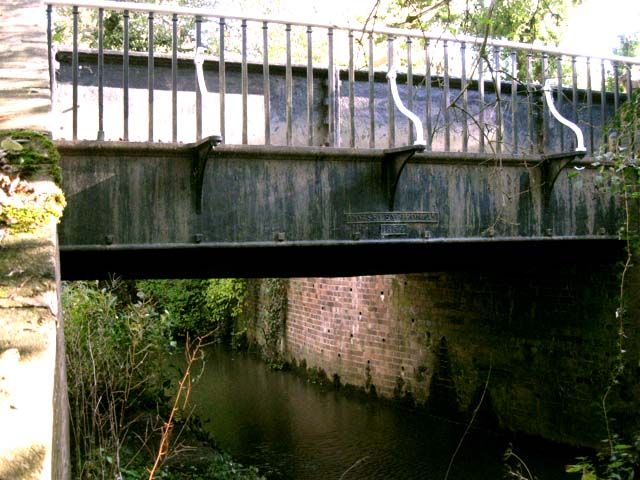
[{"xmin": 283, "ymin": 262, "xmax": 639, "ymax": 447}]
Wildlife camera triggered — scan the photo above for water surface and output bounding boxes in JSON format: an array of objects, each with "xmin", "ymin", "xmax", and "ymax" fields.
[{"xmin": 185, "ymin": 346, "xmax": 577, "ymax": 480}]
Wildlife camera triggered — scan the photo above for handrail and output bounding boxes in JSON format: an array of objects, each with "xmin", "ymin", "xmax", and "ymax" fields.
[
  {"xmin": 543, "ymin": 79, "xmax": 586, "ymax": 153},
  {"xmin": 45, "ymin": 0, "xmax": 640, "ymax": 65}
]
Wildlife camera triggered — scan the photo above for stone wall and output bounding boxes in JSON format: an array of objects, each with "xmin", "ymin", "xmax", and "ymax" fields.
[
  {"xmin": 281, "ymin": 259, "xmax": 639, "ymax": 447},
  {"xmin": 0, "ymin": 213, "xmax": 68, "ymax": 480}
]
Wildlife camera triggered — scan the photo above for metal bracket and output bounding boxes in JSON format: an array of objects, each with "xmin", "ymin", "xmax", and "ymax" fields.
[
  {"xmin": 382, "ymin": 144, "xmax": 425, "ymax": 211},
  {"xmin": 538, "ymin": 79, "xmax": 588, "ymax": 212},
  {"xmin": 191, "ymin": 135, "xmax": 222, "ymax": 214},
  {"xmin": 539, "ymin": 150, "xmax": 586, "ymax": 207}
]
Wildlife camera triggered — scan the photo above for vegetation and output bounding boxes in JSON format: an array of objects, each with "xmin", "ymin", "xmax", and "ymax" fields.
[
  {"xmin": 0, "ymin": 131, "xmax": 65, "ymax": 239},
  {"xmin": 369, "ymin": 0, "xmax": 581, "ymax": 45},
  {"xmin": 63, "ymin": 280, "xmax": 259, "ymax": 479},
  {"xmin": 136, "ymin": 278, "xmax": 246, "ymax": 339}
]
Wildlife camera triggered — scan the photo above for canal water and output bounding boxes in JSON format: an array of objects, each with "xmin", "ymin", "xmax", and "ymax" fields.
[{"xmin": 185, "ymin": 346, "xmax": 577, "ymax": 480}]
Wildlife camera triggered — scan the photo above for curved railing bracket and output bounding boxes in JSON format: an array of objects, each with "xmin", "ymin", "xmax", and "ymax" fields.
[
  {"xmin": 382, "ymin": 144, "xmax": 425, "ymax": 211},
  {"xmin": 191, "ymin": 135, "xmax": 222, "ymax": 214}
]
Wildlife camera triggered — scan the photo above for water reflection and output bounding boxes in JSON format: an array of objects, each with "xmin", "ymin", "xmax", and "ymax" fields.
[{"xmin": 184, "ymin": 346, "xmax": 574, "ymax": 479}]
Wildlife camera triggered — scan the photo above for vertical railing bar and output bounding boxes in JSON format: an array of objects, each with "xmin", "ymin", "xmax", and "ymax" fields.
[
  {"xmin": 425, "ymin": 39, "xmax": 432, "ymax": 151},
  {"xmin": 262, "ymin": 21, "xmax": 270, "ymax": 145},
  {"xmin": 494, "ymin": 46, "xmax": 502, "ymax": 154},
  {"xmin": 171, "ymin": 13, "xmax": 178, "ymax": 143},
  {"xmin": 626, "ymin": 63, "xmax": 633, "ymax": 103},
  {"xmin": 242, "ymin": 19, "xmax": 248, "ymax": 144},
  {"xmin": 614, "ymin": 61, "xmax": 620, "ymax": 114},
  {"xmin": 571, "ymin": 55, "xmax": 578, "ymax": 150},
  {"xmin": 327, "ymin": 27, "xmax": 334, "ymax": 146},
  {"xmin": 219, "ymin": 17, "xmax": 226, "ymax": 142},
  {"xmin": 478, "ymin": 54, "xmax": 485, "ymax": 153},
  {"xmin": 443, "ymin": 40, "xmax": 450, "ymax": 151},
  {"xmin": 460, "ymin": 42, "xmax": 468, "ymax": 152},
  {"xmin": 349, "ymin": 30, "xmax": 356, "ymax": 148},
  {"xmin": 526, "ymin": 53, "xmax": 533, "ymax": 153},
  {"xmin": 627, "ymin": 64, "xmax": 635, "ymax": 153},
  {"xmin": 123, "ymin": 9, "xmax": 129, "ymax": 141},
  {"xmin": 387, "ymin": 34, "xmax": 395, "ymax": 148},
  {"xmin": 556, "ymin": 55, "xmax": 564, "ymax": 151},
  {"xmin": 147, "ymin": 11, "xmax": 154, "ymax": 142},
  {"xmin": 407, "ymin": 36, "xmax": 414, "ymax": 146},
  {"xmin": 510, "ymin": 50, "xmax": 517, "ymax": 154},
  {"xmin": 285, "ymin": 23, "xmax": 292, "ymax": 146},
  {"xmin": 307, "ymin": 26, "xmax": 314, "ymax": 146},
  {"xmin": 97, "ymin": 7, "xmax": 104, "ymax": 141},
  {"xmin": 541, "ymin": 53, "xmax": 548, "ymax": 154},
  {"xmin": 601, "ymin": 59, "xmax": 606, "ymax": 130},
  {"xmin": 368, "ymin": 33, "xmax": 375, "ymax": 149},
  {"xmin": 586, "ymin": 57, "xmax": 593, "ymax": 155},
  {"xmin": 72, "ymin": 5, "xmax": 78, "ymax": 141},
  {"xmin": 47, "ymin": 5, "xmax": 54, "ymax": 96},
  {"xmin": 195, "ymin": 15, "xmax": 202, "ymax": 141}
]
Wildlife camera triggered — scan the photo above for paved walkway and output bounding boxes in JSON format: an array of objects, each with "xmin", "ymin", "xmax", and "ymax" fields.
[{"xmin": 0, "ymin": 0, "xmax": 50, "ymax": 132}]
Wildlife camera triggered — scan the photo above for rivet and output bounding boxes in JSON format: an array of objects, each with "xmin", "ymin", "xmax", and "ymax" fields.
[
  {"xmin": 193, "ymin": 233, "xmax": 203, "ymax": 243},
  {"xmin": 274, "ymin": 231, "xmax": 286, "ymax": 242},
  {"xmin": 104, "ymin": 234, "xmax": 114, "ymax": 245}
]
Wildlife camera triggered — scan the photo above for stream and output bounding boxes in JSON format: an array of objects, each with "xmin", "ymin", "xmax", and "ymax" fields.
[{"xmin": 183, "ymin": 346, "xmax": 578, "ymax": 480}]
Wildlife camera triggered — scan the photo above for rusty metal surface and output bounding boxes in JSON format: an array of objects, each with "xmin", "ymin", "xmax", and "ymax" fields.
[{"xmin": 57, "ymin": 142, "xmax": 621, "ymax": 277}]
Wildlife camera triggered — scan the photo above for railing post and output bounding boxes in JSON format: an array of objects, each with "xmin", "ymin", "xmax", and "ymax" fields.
[
  {"xmin": 443, "ymin": 40, "xmax": 450, "ymax": 151},
  {"xmin": 72, "ymin": 5, "xmax": 78, "ymax": 141},
  {"xmin": 493, "ymin": 46, "xmax": 502, "ymax": 154},
  {"xmin": 123, "ymin": 9, "xmax": 129, "ymax": 141},
  {"xmin": 327, "ymin": 27, "xmax": 335, "ymax": 146},
  {"xmin": 219, "ymin": 17, "xmax": 226, "ymax": 142},
  {"xmin": 556, "ymin": 55, "xmax": 564, "ymax": 151},
  {"xmin": 387, "ymin": 34, "xmax": 395, "ymax": 148},
  {"xmin": 195, "ymin": 15, "xmax": 202, "ymax": 141},
  {"xmin": 97, "ymin": 7, "xmax": 104, "ymax": 141},
  {"xmin": 285, "ymin": 23, "xmax": 292, "ymax": 146},
  {"xmin": 172, "ymin": 13, "xmax": 178, "ymax": 143},
  {"xmin": 242, "ymin": 19, "xmax": 249, "ymax": 145},
  {"xmin": 368, "ymin": 33, "xmax": 375, "ymax": 149},
  {"xmin": 307, "ymin": 26, "xmax": 314, "ymax": 146},
  {"xmin": 262, "ymin": 21, "xmax": 271, "ymax": 145},
  {"xmin": 460, "ymin": 42, "xmax": 468, "ymax": 152},
  {"xmin": 406, "ymin": 36, "xmax": 414, "ymax": 146},
  {"xmin": 148, "ymin": 11, "xmax": 154, "ymax": 142},
  {"xmin": 425, "ymin": 39, "xmax": 432, "ymax": 151},
  {"xmin": 349, "ymin": 30, "xmax": 356, "ymax": 148}
]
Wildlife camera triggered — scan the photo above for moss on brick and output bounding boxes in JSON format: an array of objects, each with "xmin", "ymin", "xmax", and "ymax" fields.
[
  {"xmin": 0, "ymin": 130, "xmax": 62, "ymax": 185},
  {"xmin": 0, "ymin": 130, "xmax": 65, "ymax": 239}
]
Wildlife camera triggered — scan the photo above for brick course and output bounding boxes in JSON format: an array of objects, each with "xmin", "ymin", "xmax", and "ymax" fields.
[{"xmin": 282, "ymin": 263, "xmax": 639, "ymax": 447}]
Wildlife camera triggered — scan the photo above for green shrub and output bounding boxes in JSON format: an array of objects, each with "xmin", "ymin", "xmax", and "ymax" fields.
[
  {"xmin": 63, "ymin": 281, "xmax": 174, "ymax": 478},
  {"xmin": 137, "ymin": 279, "xmax": 246, "ymax": 339}
]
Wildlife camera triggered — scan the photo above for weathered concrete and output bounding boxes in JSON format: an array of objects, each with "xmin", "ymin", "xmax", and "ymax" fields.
[
  {"xmin": 0, "ymin": 0, "xmax": 51, "ymax": 132},
  {"xmin": 0, "ymin": 1, "xmax": 69, "ymax": 478},
  {"xmin": 0, "ymin": 214, "xmax": 67, "ymax": 480}
]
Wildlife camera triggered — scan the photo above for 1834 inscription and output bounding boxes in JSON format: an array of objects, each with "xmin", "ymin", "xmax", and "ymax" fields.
[{"xmin": 345, "ymin": 211, "xmax": 439, "ymax": 239}]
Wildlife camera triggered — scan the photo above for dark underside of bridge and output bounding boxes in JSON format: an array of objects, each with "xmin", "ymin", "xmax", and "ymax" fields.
[{"xmin": 59, "ymin": 237, "xmax": 624, "ymax": 280}]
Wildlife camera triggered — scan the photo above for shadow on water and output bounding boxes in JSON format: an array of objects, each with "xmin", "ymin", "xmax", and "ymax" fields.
[{"xmin": 180, "ymin": 345, "xmax": 580, "ymax": 480}]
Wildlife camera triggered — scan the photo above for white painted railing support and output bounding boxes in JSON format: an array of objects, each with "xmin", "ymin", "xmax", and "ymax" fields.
[
  {"xmin": 543, "ymin": 79, "xmax": 586, "ymax": 153},
  {"xmin": 387, "ymin": 64, "xmax": 426, "ymax": 147}
]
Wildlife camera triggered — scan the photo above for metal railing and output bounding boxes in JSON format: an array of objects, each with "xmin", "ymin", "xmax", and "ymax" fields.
[{"xmin": 47, "ymin": 0, "xmax": 640, "ymax": 155}]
